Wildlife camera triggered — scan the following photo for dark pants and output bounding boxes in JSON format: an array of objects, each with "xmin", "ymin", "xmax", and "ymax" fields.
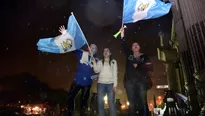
[
  {"xmin": 125, "ymin": 83, "xmax": 149, "ymax": 116},
  {"xmin": 67, "ymin": 82, "xmax": 91, "ymax": 116}
]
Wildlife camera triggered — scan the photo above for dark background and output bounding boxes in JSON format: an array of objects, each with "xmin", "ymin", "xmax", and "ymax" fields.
[{"xmin": 1, "ymin": 0, "xmax": 172, "ymax": 102}]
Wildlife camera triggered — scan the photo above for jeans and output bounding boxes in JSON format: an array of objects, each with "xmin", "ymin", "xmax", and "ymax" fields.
[
  {"xmin": 67, "ymin": 82, "xmax": 91, "ymax": 116},
  {"xmin": 125, "ymin": 83, "xmax": 148, "ymax": 116},
  {"xmin": 97, "ymin": 83, "xmax": 116, "ymax": 116}
]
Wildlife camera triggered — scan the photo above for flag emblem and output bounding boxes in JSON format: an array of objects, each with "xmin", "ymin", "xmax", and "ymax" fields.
[
  {"xmin": 61, "ymin": 39, "xmax": 73, "ymax": 52},
  {"xmin": 137, "ymin": 3, "xmax": 149, "ymax": 11}
]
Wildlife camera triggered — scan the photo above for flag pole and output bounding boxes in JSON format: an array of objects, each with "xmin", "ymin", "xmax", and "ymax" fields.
[
  {"xmin": 71, "ymin": 12, "xmax": 91, "ymax": 53},
  {"xmin": 113, "ymin": 0, "xmax": 125, "ymax": 39},
  {"xmin": 121, "ymin": 0, "xmax": 124, "ymax": 27},
  {"xmin": 71, "ymin": 12, "xmax": 93, "ymax": 64},
  {"xmin": 121, "ymin": 0, "xmax": 125, "ymax": 39}
]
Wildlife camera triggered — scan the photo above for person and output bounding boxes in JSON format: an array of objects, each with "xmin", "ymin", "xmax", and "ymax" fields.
[
  {"xmin": 119, "ymin": 27, "xmax": 153, "ymax": 116},
  {"xmin": 59, "ymin": 26, "xmax": 98, "ymax": 116},
  {"xmin": 92, "ymin": 48, "xmax": 118, "ymax": 116}
]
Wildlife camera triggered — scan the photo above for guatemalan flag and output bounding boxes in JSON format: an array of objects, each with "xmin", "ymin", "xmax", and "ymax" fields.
[
  {"xmin": 37, "ymin": 14, "xmax": 87, "ymax": 53},
  {"xmin": 123, "ymin": 0, "xmax": 172, "ymax": 24}
]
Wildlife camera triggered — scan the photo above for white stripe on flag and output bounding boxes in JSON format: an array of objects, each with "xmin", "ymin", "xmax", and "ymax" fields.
[
  {"xmin": 133, "ymin": 0, "xmax": 155, "ymax": 22},
  {"xmin": 54, "ymin": 33, "xmax": 76, "ymax": 53}
]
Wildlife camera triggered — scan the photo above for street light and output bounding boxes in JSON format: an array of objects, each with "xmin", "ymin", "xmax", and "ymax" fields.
[
  {"xmin": 126, "ymin": 101, "xmax": 129, "ymax": 106},
  {"xmin": 156, "ymin": 85, "xmax": 169, "ymax": 89},
  {"xmin": 157, "ymin": 96, "xmax": 162, "ymax": 105},
  {"xmin": 104, "ymin": 95, "xmax": 108, "ymax": 104}
]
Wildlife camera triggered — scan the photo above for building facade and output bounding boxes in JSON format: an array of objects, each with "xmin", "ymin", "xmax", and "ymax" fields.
[{"xmin": 171, "ymin": 0, "xmax": 205, "ymax": 115}]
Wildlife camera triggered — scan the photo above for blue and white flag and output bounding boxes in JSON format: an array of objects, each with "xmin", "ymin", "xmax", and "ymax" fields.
[
  {"xmin": 123, "ymin": 0, "xmax": 172, "ymax": 24},
  {"xmin": 37, "ymin": 14, "xmax": 87, "ymax": 53}
]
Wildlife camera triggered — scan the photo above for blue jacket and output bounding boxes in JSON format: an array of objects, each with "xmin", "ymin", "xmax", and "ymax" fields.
[{"xmin": 74, "ymin": 50, "xmax": 96, "ymax": 86}]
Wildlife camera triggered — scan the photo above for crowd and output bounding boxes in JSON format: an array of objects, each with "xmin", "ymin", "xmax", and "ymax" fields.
[{"xmin": 58, "ymin": 26, "xmax": 153, "ymax": 116}]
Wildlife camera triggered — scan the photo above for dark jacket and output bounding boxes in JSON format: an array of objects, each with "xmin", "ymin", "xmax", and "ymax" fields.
[{"xmin": 121, "ymin": 37, "xmax": 152, "ymax": 89}]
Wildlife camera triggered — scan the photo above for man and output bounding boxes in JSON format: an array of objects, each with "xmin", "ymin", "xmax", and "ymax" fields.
[
  {"xmin": 119, "ymin": 27, "xmax": 153, "ymax": 116},
  {"xmin": 59, "ymin": 26, "xmax": 98, "ymax": 116}
]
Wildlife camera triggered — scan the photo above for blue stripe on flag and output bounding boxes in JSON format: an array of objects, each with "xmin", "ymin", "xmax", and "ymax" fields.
[
  {"xmin": 146, "ymin": 0, "xmax": 172, "ymax": 19},
  {"xmin": 123, "ymin": 0, "xmax": 136, "ymax": 24},
  {"xmin": 66, "ymin": 15, "xmax": 87, "ymax": 49},
  {"xmin": 38, "ymin": 46, "xmax": 61, "ymax": 53},
  {"xmin": 37, "ymin": 37, "xmax": 59, "ymax": 49}
]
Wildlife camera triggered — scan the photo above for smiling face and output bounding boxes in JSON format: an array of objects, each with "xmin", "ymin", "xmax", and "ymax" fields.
[
  {"xmin": 132, "ymin": 42, "xmax": 140, "ymax": 53},
  {"xmin": 103, "ymin": 48, "xmax": 111, "ymax": 58},
  {"xmin": 90, "ymin": 44, "xmax": 98, "ymax": 54}
]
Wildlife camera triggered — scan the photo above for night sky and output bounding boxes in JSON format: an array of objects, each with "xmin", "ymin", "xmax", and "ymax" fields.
[{"xmin": 1, "ymin": 0, "xmax": 172, "ymax": 102}]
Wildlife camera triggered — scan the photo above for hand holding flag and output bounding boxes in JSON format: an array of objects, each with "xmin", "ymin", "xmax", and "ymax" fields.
[
  {"xmin": 119, "ymin": 26, "xmax": 125, "ymax": 38},
  {"xmin": 113, "ymin": 25, "xmax": 127, "ymax": 38}
]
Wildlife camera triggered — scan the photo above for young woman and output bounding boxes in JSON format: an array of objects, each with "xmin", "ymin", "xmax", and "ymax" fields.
[
  {"xmin": 119, "ymin": 27, "xmax": 153, "ymax": 116},
  {"xmin": 92, "ymin": 48, "xmax": 118, "ymax": 116},
  {"xmin": 58, "ymin": 26, "xmax": 98, "ymax": 116}
]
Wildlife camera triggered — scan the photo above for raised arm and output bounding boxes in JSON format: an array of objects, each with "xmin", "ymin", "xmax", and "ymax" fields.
[{"xmin": 120, "ymin": 27, "xmax": 132, "ymax": 57}]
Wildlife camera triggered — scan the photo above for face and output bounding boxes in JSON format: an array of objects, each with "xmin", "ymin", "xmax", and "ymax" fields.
[
  {"xmin": 103, "ymin": 48, "xmax": 111, "ymax": 58},
  {"xmin": 90, "ymin": 44, "xmax": 98, "ymax": 54},
  {"xmin": 132, "ymin": 42, "xmax": 140, "ymax": 52}
]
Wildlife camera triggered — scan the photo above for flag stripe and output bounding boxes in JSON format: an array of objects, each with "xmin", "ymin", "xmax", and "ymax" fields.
[
  {"xmin": 146, "ymin": 0, "xmax": 172, "ymax": 19},
  {"xmin": 69, "ymin": 13, "xmax": 89, "ymax": 46}
]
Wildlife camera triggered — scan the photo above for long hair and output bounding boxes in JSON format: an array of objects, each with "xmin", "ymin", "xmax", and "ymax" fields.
[{"xmin": 102, "ymin": 48, "xmax": 113, "ymax": 66}]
